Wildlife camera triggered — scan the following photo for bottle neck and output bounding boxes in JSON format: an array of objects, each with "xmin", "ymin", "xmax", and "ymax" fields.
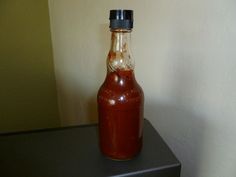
[
  {"xmin": 110, "ymin": 29, "xmax": 131, "ymax": 52},
  {"xmin": 108, "ymin": 29, "xmax": 134, "ymax": 72}
]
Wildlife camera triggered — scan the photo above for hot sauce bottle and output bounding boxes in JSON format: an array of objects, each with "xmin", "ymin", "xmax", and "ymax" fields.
[{"xmin": 97, "ymin": 10, "xmax": 144, "ymax": 160}]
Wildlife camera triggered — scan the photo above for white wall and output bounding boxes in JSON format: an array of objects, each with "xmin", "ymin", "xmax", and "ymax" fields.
[{"xmin": 48, "ymin": 0, "xmax": 236, "ymax": 177}]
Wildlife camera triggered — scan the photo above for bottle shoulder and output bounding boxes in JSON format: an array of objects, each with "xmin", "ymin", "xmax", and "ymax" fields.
[
  {"xmin": 98, "ymin": 70, "xmax": 143, "ymax": 96},
  {"xmin": 97, "ymin": 86, "xmax": 143, "ymax": 108},
  {"xmin": 97, "ymin": 70, "xmax": 144, "ymax": 108}
]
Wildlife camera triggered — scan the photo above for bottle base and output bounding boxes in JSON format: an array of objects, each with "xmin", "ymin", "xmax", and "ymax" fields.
[
  {"xmin": 101, "ymin": 148, "xmax": 142, "ymax": 161},
  {"xmin": 104, "ymin": 155, "xmax": 134, "ymax": 161}
]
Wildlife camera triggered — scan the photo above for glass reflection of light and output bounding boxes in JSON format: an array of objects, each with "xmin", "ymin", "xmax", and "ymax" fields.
[
  {"xmin": 119, "ymin": 96, "xmax": 125, "ymax": 101},
  {"xmin": 119, "ymin": 79, "xmax": 124, "ymax": 85},
  {"xmin": 114, "ymin": 75, "xmax": 118, "ymax": 82},
  {"xmin": 109, "ymin": 99, "xmax": 115, "ymax": 105}
]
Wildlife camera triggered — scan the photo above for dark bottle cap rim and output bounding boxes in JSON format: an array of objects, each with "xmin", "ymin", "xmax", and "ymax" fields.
[{"xmin": 109, "ymin": 9, "xmax": 133, "ymax": 30}]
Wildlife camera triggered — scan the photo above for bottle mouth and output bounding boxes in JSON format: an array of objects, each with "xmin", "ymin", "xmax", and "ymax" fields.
[{"xmin": 109, "ymin": 10, "xmax": 133, "ymax": 30}]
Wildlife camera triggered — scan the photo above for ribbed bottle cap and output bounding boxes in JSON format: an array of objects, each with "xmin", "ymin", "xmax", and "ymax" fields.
[{"xmin": 109, "ymin": 10, "xmax": 133, "ymax": 30}]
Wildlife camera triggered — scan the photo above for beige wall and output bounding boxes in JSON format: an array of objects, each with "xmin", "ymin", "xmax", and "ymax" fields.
[
  {"xmin": 49, "ymin": 0, "xmax": 236, "ymax": 177},
  {"xmin": 0, "ymin": 0, "xmax": 60, "ymax": 132}
]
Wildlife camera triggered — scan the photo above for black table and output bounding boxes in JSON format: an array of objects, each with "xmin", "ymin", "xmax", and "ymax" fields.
[{"xmin": 0, "ymin": 119, "xmax": 181, "ymax": 177}]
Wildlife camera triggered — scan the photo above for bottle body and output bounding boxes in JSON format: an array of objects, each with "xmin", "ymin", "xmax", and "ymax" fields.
[
  {"xmin": 97, "ymin": 28, "xmax": 144, "ymax": 160},
  {"xmin": 98, "ymin": 69, "xmax": 144, "ymax": 160}
]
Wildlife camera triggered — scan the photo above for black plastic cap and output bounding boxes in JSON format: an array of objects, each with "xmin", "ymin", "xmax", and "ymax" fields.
[{"xmin": 109, "ymin": 10, "xmax": 133, "ymax": 30}]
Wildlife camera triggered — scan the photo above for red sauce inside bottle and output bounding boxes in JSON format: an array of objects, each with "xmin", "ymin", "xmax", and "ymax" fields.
[{"xmin": 97, "ymin": 69, "xmax": 144, "ymax": 160}]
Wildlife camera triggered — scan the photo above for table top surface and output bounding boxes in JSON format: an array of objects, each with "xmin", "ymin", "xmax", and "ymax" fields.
[{"xmin": 0, "ymin": 119, "xmax": 180, "ymax": 177}]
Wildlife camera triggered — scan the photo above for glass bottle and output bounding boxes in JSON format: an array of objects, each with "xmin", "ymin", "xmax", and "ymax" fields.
[{"xmin": 97, "ymin": 10, "xmax": 144, "ymax": 160}]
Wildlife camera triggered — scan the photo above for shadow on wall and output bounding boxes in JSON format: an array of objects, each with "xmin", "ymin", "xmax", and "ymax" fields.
[
  {"xmin": 56, "ymin": 76, "xmax": 99, "ymax": 125},
  {"xmin": 57, "ymin": 23, "xmax": 109, "ymax": 125},
  {"xmin": 87, "ymin": 95, "xmax": 98, "ymax": 123},
  {"xmin": 86, "ymin": 23, "xmax": 110, "ymax": 123}
]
